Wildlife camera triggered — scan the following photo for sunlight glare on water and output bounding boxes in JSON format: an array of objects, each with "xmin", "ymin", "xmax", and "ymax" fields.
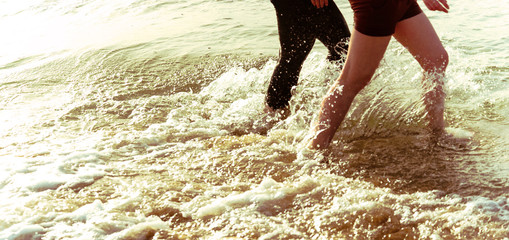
[{"xmin": 0, "ymin": 0, "xmax": 508, "ymax": 239}]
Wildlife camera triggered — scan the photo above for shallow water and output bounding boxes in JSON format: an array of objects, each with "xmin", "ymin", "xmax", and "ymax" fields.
[{"xmin": 1, "ymin": 0, "xmax": 508, "ymax": 239}]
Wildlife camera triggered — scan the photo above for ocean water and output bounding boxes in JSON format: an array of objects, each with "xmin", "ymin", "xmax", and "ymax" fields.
[{"xmin": 1, "ymin": 0, "xmax": 508, "ymax": 239}]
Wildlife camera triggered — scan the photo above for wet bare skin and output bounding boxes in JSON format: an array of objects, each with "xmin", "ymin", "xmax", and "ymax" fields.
[{"xmin": 308, "ymin": 3, "xmax": 449, "ymax": 149}]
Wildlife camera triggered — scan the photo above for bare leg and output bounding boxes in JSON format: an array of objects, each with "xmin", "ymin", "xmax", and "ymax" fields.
[
  {"xmin": 308, "ymin": 14, "xmax": 448, "ymax": 149},
  {"xmin": 393, "ymin": 13, "xmax": 449, "ymax": 134},
  {"xmin": 308, "ymin": 30, "xmax": 391, "ymax": 149}
]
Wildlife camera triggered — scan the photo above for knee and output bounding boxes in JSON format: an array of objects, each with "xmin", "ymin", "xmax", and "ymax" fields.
[
  {"xmin": 435, "ymin": 49, "xmax": 449, "ymax": 72},
  {"xmin": 340, "ymin": 69, "xmax": 373, "ymax": 96},
  {"xmin": 278, "ymin": 52, "xmax": 307, "ymax": 71}
]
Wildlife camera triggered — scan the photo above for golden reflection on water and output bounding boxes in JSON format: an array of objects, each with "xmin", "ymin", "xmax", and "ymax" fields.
[{"xmin": 16, "ymin": 129, "xmax": 505, "ymax": 239}]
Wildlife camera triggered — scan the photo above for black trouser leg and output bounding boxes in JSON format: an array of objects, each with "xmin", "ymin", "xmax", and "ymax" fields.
[
  {"xmin": 266, "ymin": 0, "xmax": 351, "ymax": 110},
  {"xmin": 266, "ymin": 7, "xmax": 315, "ymax": 110},
  {"xmin": 316, "ymin": 0, "xmax": 351, "ymax": 61}
]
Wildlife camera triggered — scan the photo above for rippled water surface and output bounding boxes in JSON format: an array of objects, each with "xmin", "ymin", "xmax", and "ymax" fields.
[{"xmin": 1, "ymin": 0, "xmax": 508, "ymax": 239}]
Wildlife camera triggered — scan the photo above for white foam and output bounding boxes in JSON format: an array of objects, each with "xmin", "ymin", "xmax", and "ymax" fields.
[
  {"xmin": 445, "ymin": 127, "xmax": 474, "ymax": 140},
  {"xmin": 56, "ymin": 200, "xmax": 105, "ymax": 223},
  {"xmin": 200, "ymin": 66, "xmax": 269, "ymax": 101},
  {"xmin": 189, "ymin": 177, "xmax": 318, "ymax": 219},
  {"xmin": 105, "ymin": 220, "xmax": 168, "ymax": 240},
  {"xmin": 7, "ymin": 151, "xmax": 106, "ymax": 192},
  {"xmin": 40, "ymin": 197, "xmax": 168, "ymax": 240},
  {"xmin": 464, "ymin": 196, "xmax": 509, "ymax": 220},
  {"xmin": 0, "ymin": 223, "xmax": 44, "ymax": 240}
]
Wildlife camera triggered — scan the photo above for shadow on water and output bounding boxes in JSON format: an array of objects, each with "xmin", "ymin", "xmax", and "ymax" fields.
[{"xmin": 323, "ymin": 133, "xmax": 509, "ymax": 198}]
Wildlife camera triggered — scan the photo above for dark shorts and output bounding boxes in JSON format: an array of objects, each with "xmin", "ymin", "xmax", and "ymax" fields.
[{"xmin": 349, "ymin": 0, "xmax": 422, "ymax": 36}]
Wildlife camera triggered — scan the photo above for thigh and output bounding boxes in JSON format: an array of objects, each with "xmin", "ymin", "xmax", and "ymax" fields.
[
  {"xmin": 393, "ymin": 13, "xmax": 447, "ymax": 70},
  {"xmin": 341, "ymin": 30, "xmax": 391, "ymax": 86},
  {"xmin": 315, "ymin": 0, "xmax": 351, "ymax": 48},
  {"xmin": 274, "ymin": 4, "xmax": 316, "ymax": 61}
]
